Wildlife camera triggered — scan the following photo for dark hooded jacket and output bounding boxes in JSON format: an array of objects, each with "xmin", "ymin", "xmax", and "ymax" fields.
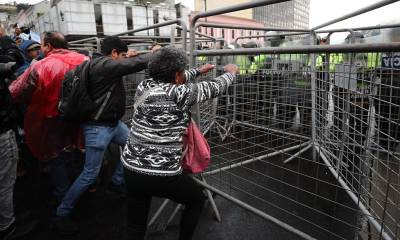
[
  {"xmin": 0, "ymin": 36, "xmax": 24, "ymax": 134},
  {"xmin": 15, "ymin": 40, "xmax": 40, "ymax": 76}
]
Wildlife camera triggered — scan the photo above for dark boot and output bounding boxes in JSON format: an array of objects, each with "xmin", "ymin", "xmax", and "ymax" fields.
[
  {"xmin": 0, "ymin": 219, "xmax": 37, "ymax": 240},
  {"xmin": 52, "ymin": 216, "xmax": 78, "ymax": 236}
]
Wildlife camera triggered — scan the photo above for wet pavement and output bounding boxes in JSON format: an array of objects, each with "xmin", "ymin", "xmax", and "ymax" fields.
[{"xmin": 14, "ymin": 143, "xmax": 357, "ymax": 240}]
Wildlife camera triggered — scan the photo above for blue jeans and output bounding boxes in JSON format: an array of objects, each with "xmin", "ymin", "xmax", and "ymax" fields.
[{"xmin": 57, "ymin": 121, "xmax": 129, "ymax": 217}]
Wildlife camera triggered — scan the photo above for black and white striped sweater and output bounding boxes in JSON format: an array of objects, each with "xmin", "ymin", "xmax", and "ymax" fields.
[{"xmin": 121, "ymin": 69, "xmax": 235, "ymax": 176}]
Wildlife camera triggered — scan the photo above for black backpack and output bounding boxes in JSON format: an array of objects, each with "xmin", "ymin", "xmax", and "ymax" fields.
[{"xmin": 58, "ymin": 60, "xmax": 115, "ymax": 121}]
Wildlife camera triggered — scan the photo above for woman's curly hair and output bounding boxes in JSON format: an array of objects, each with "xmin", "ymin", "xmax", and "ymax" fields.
[{"xmin": 148, "ymin": 47, "xmax": 187, "ymax": 83}]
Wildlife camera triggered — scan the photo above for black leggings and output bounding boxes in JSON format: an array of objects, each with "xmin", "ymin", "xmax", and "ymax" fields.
[{"xmin": 124, "ymin": 169, "xmax": 206, "ymax": 240}]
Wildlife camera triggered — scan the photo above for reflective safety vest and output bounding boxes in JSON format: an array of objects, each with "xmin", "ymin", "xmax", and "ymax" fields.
[
  {"xmin": 315, "ymin": 53, "xmax": 343, "ymax": 72},
  {"xmin": 248, "ymin": 54, "xmax": 268, "ymax": 74},
  {"xmin": 367, "ymin": 52, "xmax": 381, "ymax": 68},
  {"xmin": 235, "ymin": 55, "xmax": 251, "ymax": 74},
  {"xmin": 197, "ymin": 55, "xmax": 207, "ymax": 63}
]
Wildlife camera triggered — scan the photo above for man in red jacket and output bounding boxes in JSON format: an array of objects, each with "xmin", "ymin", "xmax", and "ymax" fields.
[{"xmin": 9, "ymin": 31, "xmax": 87, "ymax": 205}]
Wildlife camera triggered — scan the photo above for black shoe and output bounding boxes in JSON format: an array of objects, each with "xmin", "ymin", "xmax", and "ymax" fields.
[
  {"xmin": 0, "ymin": 222, "xmax": 15, "ymax": 240},
  {"xmin": 107, "ymin": 182, "xmax": 127, "ymax": 198},
  {"xmin": 0, "ymin": 219, "xmax": 37, "ymax": 240},
  {"xmin": 53, "ymin": 216, "xmax": 78, "ymax": 236}
]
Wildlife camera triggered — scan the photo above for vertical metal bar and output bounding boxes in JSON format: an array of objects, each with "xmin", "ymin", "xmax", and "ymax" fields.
[
  {"xmin": 170, "ymin": 25, "xmax": 175, "ymax": 46},
  {"xmin": 96, "ymin": 37, "xmax": 101, "ymax": 53},
  {"xmin": 177, "ymin": 19, "xmax": 187, "ymax": 53},
  {"xmin": 310, "ymin": 31, "xmax": 318, "ymax": 161}
]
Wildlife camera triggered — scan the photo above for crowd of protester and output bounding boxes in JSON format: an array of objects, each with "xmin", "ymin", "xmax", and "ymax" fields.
[{"xmin": 0, "ymin": 23, "xmax": 239, "ymax": 240}]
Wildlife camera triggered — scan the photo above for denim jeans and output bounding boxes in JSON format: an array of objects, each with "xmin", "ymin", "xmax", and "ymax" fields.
[
  {"xmin": 57, "ymin": 121, "xmax": 129, "ymax": 217},
  {"xmin": 0, "ymin": 130, "xmax": 18, "ymax": 231}
]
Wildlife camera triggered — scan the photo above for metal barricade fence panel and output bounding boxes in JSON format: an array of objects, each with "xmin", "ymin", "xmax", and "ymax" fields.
[
  {"xmin": 315, "ymin": 51, "xmax": 400, "ymax": 239},
  {"xmin": 195, "ymin": 49, "xmax": 399, "ymax": 240}
]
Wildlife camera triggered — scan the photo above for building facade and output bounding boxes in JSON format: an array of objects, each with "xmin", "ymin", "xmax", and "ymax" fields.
[
  {"xmin": 194, "ymin": 0, "xmax": 252, "ymax": 20},
  {"xmin": 253, "ymin": 0, "xmax": 310, "ymax": 29},
  {"xmin": 189, "ymin": 11, "xmax": 265, "ymax": 47},
  {"xmin": 15, "ymin": 0, "xmax": 186, "ymax": 40},
  {"xmin": 0, "ymin": 4, "xmax": 18, "ymax": 32}
]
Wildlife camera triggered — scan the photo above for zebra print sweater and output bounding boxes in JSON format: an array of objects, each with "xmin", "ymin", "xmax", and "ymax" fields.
[{"xmin": 121, "ymin": 69, "xmax": 235, "ymax": 176}]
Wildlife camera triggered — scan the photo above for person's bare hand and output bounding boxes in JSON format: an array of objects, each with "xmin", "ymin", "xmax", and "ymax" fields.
[
  {"xmin": 223, "ymin": 64, "xmax": 239, "ymax": 74},
  {"xmin": 151, "ymin": 45, "xmax": 162, "ymax": 53},
  {"xmin": 198, "ymin": 63, "xmax": 215, "ymax": 74},
  {"xmin": 126, "ymin": 49, "xmax": 138, "ymax": 58}
]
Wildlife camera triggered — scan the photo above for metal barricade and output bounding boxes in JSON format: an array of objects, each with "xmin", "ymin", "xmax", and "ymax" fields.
[
  {"xmin": 192, "ymin": 42, "xmax": 400, "ymax": 240},
  {"xmin": 64, "ymin": 0, "xmax": 400, "ymax": 238},
  {"xmin": 185, "ymin": 0, "xmax": 400, "ymax": 239}
]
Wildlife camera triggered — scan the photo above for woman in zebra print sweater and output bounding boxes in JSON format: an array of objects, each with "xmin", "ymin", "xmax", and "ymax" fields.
[{"xmin": 121, "ymin": 47, "xmax": 239, "ymax": 240}]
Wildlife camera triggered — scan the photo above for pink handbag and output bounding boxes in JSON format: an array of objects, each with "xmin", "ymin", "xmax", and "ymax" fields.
[{"xmin": 182, "ymin": 119, "xmax": 210, "ymax": 174}]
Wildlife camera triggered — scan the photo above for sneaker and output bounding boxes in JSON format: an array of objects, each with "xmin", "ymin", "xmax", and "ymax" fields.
[
  {"xmin": 52, "ymin": 216, "xmax": 78, "ymax": 236},
  {"xmin": 107, "ymin": 182, "xmax": 127, "ymax": 198}
]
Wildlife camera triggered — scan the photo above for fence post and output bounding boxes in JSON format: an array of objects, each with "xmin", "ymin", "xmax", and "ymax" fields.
[{"xmin": 310, "ymin": 31, "xmax": 318, "ymax": 161}]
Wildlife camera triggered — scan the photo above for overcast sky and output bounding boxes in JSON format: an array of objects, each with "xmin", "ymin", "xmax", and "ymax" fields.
[{"xmin": 2, "ymin": 0, "xmax": 400, "ymax": 29}]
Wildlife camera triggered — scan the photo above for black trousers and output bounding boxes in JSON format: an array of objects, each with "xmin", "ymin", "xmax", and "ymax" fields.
[{"xmin": 124, "ymin": 169, "xmax": 206, "ymax": 240}]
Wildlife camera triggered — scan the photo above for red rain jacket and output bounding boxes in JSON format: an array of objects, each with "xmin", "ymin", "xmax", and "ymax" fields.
[{"xmin": 9, "ymin": 49, "xmax": 87, "ymax": 161}]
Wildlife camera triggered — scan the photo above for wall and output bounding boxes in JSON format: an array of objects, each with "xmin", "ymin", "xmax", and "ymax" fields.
[
  {"xmin": 57, "ymin": 0, "xmax": 96, "ymax": 35},
  {"xmin": 194, "ymin": 0, "xmax": 252, "ymax": 20},
  {"xmin": 190, "ymin": 12, "xmax": 265, "ymax": 46}
]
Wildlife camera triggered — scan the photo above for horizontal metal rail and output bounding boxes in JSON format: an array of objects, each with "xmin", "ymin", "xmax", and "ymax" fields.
[
  {"xmin": 193, "ymin": 42, "xmax": 400, "ymax": 56},
  {"xmin": 112, "ymin": 19, "xmax": 187, "ymax": 52},
  {"xmin": 112, "ymin": 19, "xmax": 185, "ymax": 37},
  {"xmin": 176, "ymin": 25, "xmax": 216, "ymax": 41},
  {"xmin": 119, "ymin": 35, "xmax": 181, "ymax": 40},
  {"xmin": 191, "ymin": 0, "xmax": 290, "ymax": 24},
  {"xmin": 311, "ymin": 0, "xmax": 400, "ymax": 30},
  {"xmin": 195, "ymin": 22, "xmax": 310, "ymax": 33},
  {"xmin": 316, "ymin": 23, "xmax": 400, "ymax": 34},
  {"xmin": 234, "ymin": 32, "xmax": 311, "ymax": 44},
  {"xmin": 192, "ymin": 177, "xmax": 318, "ymax": 240},
  {"xmin": 203, "ymin": 141, "xmax": 311, "ymax": 176},
  {"xmin": 236, "ymin": 121, "xmax": 311, "ymax": 140},
  {"xmin": 69, "ymin": 37, "xmax": 98, "ymax": 44}
]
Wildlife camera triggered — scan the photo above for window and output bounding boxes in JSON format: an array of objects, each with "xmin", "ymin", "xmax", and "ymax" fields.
[
  {"xmin": 94, "ymin": 4, "xmax": 103, "ymax": 36},
  {"xmin": 211, "ymin": 28, "xmax": 214, "ymax": 37},
  {"xmin": 126, "ymin": 7, "xmax": 133, "ymax": 31},
  {"xmin": 176, "ymin": 5, "xmax": 182, "ymax": 37},
  {"xmin": 222, "ymin": 29, "xmax": 225, "ymax": 38},
  {"xmin": 232, "ymin": 30, "xmax": 235, "ymax": 39}
]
